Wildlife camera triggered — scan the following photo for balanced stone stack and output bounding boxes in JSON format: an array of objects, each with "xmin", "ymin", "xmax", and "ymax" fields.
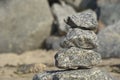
[{"xmin": 33, "ymin": 10, "xmax": 114, "ymax": 80}]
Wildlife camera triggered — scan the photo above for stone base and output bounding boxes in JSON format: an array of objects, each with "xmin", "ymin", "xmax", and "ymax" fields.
[{"xmin": 33, "ymin": 68, "xmax": 114, "ymax": 80}]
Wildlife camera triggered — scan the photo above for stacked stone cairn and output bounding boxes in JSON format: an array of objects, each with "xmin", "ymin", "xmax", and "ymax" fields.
[{"xmin": 33, "ymin": 10, "xmax": 114, "ymax": 80}]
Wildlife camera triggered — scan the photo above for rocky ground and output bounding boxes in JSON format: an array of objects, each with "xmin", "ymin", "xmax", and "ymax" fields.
[{"xmin": 0, "ymin": 49, "xmax": 119, "ymax": 80}]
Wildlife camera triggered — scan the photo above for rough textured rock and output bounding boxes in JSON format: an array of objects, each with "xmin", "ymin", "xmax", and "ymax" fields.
[
  {"xmin": 0, "ymin": 0, "xmax": 53, "ymax": 53},
  {"xmin": 52, "ymin": 2, "xmax": 76, "ymax": 35},
  {"xmin": 61, "ymin": 28, "xmax": 98, "ymax": 49},
  {"xmin": 97, "ymin": 21, "xmax": 120, "ymax": 58},
  {"xmin": 33, "ymin": 68, "xmax": 114, "ymax": 80},
  {"xmin": 55, "ymin": 47, "xmax": 101, "ymax": 69},
  {"xmin": 65, "ymin": 10, "xmax": 98, "ymax": 30},
  {"xmin": 98, "ymin": 0, "xmax": 120, "ymax": 25},
  {"xmin": 44, "ymin": 36, "xmax": 64, "ymax": 50}
]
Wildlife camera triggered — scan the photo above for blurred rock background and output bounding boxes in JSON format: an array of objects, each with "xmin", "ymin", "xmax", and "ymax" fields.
[
  {"xmin": 0, "ymin": 0, "xmax": 53, "ymax": 53},
  {"xmin": 0, "ymin": 0, "xmax": 119, "ymax": 57},
  {"xmin": 0, "ymin": 0, "xmax": 119, "ymax": 80}
]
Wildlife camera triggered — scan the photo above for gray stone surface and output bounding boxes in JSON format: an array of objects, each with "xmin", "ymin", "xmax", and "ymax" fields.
[
  {"xmin": 65, "ymin": 10, "xmax": 98, "ymax": 30},
  {"xmin": 62, "ymin": 0, "xmax": 82, "ymax": 11},
  {"xmin": 61, "ymin": 28, "xmax": 98, "ymax": 49},
  {"xmin": 44, "ymin": 36, "xmax": 64, "ymax": 50},
  {"xmin": 33, "ymin": 68, "xmax": 114, "ymax": 80},
  {"xmin": 52, "ymin": 2, "xmax": 76, "ymax": 35},
  {"xmin": 98, "ymin": 0, "xmax": 120, "ymax": 25},
  {"xmin": 62, "ymin": 0, "xmax": 96, "ymax": 11},
  {"xmin": 0, "ymin": 0, "xmax": 53, "ymax": 53},
  {"xmin": 97, "ymin": 21, "xmax": 120, "ymax": 58},
  {"xmin": 55, "ymin": 47, "xmax": 101, "ymax": 69}
]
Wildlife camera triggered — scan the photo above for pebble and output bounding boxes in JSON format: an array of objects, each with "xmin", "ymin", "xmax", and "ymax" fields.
[{"xmin": 65, "ymin": 9, "xmax": 98, "ymax": 30}]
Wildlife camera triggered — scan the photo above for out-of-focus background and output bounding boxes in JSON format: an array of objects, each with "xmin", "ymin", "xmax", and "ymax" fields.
[{"xmin": 0, "ymin": 0, "xmax": 119, "ymax": 80}]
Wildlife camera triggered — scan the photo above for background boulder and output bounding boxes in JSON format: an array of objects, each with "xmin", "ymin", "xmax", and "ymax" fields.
[
  {"xmin": 51, "ymin": 2, "xmax": 76, "ymax": 35},
  {"xmin": 0, "ymin": 0, "xmax": 53, "ymax": 53},
  {"xmin": 97, "ymin": 21, "xmax": 120, "ymax": 58},
  {"xmin": 98, "ymin": 0, "xmax": 120, "ymax": 25}
]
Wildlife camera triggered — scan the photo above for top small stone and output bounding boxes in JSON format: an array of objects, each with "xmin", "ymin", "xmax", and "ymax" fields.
[{"xmin": 65, "ymin": 9, "xmax": 98, "ymax": 30}]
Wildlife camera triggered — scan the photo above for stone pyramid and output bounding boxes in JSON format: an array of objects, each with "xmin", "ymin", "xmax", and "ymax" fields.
[{"xmin": 33, "ymin": 10, "xmax": 114, "ymax": 80}]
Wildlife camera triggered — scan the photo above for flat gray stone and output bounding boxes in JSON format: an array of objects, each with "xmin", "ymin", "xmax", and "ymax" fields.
[
  {"xmin": 97, "ymin": 20, "xmax": 120, "ymax": 58},
  {"xmin": 65, "ymin": 9, "xmax": 98, "ymax": 30},
  {"xmin": 61, "ymin": 28, "xmax": 98, "ymax": 49},
  {"xmin": 33, "ymin": 68, "xmax": 114, "ymax": 80},
  {"xmin": 55, "ymin": 47, "xmax": 101, "ymax": 69},
  {"xmin": 0, "ymin": 0, "xmax": 53, "ymax": 53},
  {"xmin": 52, "ymin": 2, "xmax": 76, "ymax": 35}
]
